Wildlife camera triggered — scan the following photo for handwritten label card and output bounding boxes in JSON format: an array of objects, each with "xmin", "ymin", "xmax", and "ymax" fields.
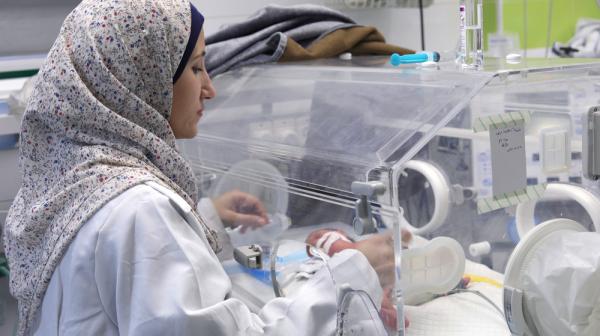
[{"xmin": 490, "ymin": 123, "xmax": 527, "ymax": 197}]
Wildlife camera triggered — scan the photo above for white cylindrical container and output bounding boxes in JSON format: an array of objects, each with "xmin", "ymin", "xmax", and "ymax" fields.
[{"xmin": 469, "ymin": 241, "xmax": 491, "ymax": 257}]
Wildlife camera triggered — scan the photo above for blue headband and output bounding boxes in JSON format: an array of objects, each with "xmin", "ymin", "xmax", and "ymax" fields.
[{"xmin": 173, "ymin": 3, "xmax": 204, "ymax": 83}]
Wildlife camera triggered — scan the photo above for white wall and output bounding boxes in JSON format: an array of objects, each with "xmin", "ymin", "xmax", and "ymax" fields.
[
  {"xmin": 194, "ymin": 0, "xmax": 459, "ymax": 53},
  {"xmin": 0, "ymin": 0, "xmax": 79, "ymax": 56},
  {"xmin": 0, "ymin": 0, "xmax": 460, "ymax": 57}
]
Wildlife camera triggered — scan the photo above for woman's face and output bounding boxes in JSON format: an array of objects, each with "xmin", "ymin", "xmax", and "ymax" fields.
[{"xmin": 170, "ymin": 30, "xmax": 216, "ymax": 139}]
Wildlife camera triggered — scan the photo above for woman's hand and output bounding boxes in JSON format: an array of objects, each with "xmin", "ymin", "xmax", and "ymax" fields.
[
  {"xmin": 305, "ymin": 229, "xmax": 413, "ymax": 288},
  {"xmin": 355, "ymin": 229, "xmax": 412, "ymax": 288},
  {"xmin": 212, "ymin": 190, "xmax": 269, "ymax": 233},
  {"xmin": 305, "ymin": 228, "xmax": 413, "ymax": 329},
  {"xmin": 355, "ymin": 234, "xmax": 396, "ymax": 288}
]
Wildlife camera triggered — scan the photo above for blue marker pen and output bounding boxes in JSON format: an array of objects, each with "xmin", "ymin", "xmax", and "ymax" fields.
[{"xmin": 390, "ymin": 52, "xmax": 440, "ymax": 66}]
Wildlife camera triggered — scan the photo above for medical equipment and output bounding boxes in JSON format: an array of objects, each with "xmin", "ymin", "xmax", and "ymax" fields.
[
  {"xmin": 351, "ymin": 181, "xmax": 385, "ymax": 235},
  {"xmin": 401, "ymin": 237, "xmax": 465, "ymax": 305},
  {"xmin": 463, "ymin": 274, "xmax": 502, "ymax": 289},
  {"xmin": 397, "ymin": 160, "xmax": 451, "ymax": 235},
  {"xmin": 389, "ymin": 52, "xmax": 440, "ymax": 66},
  {"xmin": 458, "ymin": 0, "xmax": 483, "ymax": 69},
  {"xmin": 305, "ymin": 228, "xmax": 465, "ymax": 306},
  {"xmin": 515, "ymin": 182, "xmax": 600, "ymax": 238},
  {"xmin": 584, "ymin": 105, "xmax": 600, "ymax": 180},
  {"xmin": 504, "ymin": 218, "xmax": 600, "ymax": 336},
  {"xmin": 234, "ymin": 245, "xmax": 264, "ymax": 269},
  {"xmin": 176, "ymin": 56, "xmax": 600, "ymax": 335}
]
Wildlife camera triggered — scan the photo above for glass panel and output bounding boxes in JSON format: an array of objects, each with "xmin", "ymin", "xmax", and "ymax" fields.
[
  {"xmin": 184, "ymin": 59, "xmax": 491, "ymax": 207},
  {"xmin": 181, "ymin": 57, "xmax": 600, "ymax": 335}
]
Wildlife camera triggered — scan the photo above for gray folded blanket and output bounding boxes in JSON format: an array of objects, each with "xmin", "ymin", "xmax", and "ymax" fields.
[{"xmin": 205, "ymin": 4, "xmax": 357, "ymax": 77}]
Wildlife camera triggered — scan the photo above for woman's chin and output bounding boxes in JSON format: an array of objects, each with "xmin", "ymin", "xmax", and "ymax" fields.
[
  {"xmin": 174, "ymin": 128, "xmax": 198, "ymax": 139},
  {"xmin": 185, "ymin": 130, "xmax": 198, "ymax": 139}
]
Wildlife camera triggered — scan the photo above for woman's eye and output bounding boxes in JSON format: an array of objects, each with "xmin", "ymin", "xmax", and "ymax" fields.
[{"xmin": 192, "ymin": 66, "xmax": 203, "ymax": 75}]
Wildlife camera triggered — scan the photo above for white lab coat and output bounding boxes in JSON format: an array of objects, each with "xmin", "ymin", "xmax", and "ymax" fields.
[{"xmin": 32, "ymin": 184, "xmax": 382, "ymax": 335}]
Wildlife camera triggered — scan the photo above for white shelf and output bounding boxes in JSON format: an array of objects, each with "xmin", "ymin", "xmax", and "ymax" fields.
[
  {"xmin": 0, "ymin": 78, "xmax": 29, "ymax": 100},
  {"xmin": 0, "ymin": 55, "xmax": 45, "ymax": 74}
]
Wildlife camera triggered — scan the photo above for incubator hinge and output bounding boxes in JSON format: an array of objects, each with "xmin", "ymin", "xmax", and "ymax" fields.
[
  {"xmin": 503, "ymin": 286, "xmax": 533, "ymax": 336},
  {"xmin": 351, "ymin": 181, "xmax": 386, "ymax": 235},
  {"xmin": 584, "ymin": 106, "xmax": 600, "ymax": 180}
]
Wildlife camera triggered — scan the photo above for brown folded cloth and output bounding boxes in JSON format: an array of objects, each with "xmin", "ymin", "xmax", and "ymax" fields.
[{"xmin": 280, "ymin": 26, "xmax": 414, "ymax": 62}]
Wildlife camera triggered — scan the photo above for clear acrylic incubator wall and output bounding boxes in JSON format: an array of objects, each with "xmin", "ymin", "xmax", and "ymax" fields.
[{"xmin": 179, "ymin": 56, "xmax": 600, "ymax": 336}]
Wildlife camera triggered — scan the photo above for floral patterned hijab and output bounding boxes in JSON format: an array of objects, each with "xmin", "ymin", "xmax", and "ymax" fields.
[{"xmin": 3, "ymin": 1, "xmax": 218, "ymax": 334}]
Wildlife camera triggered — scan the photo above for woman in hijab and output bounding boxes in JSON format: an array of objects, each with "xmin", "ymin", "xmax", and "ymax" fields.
[{"xmin": 4, "ymin": 1, "xmax": 396, "ymax": 335}]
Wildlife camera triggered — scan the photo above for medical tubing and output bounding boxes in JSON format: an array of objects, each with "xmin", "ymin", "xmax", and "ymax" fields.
[
  {"xmin": 336, "ymin": 289, "xmax": 387, "ymax": 336},
  {"xmin": 443, "ymin": 289, "xmax": 504, "ymax": 317},
  {"xmin": 271, "ymin": 241, "xmax": 333, "ymax": 299},
  {"xmin": 270, "ymin": 240, "xmax": 283, "ymax": 297},
  {"xmin": 464, "ymin": 274, "xmax": 503, "ymax": 288}
]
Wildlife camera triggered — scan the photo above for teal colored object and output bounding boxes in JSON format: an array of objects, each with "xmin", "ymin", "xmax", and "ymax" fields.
[
  {"xmin": 0, "ymin": 69, "xmax": 38, "ymax": 80},
  {"xmin": 0, "ymin": 254, "xmax": 8, "ymax": 277},
  {"xmin": 390, "ymin": 52, "xmax": 441, "ymax": 66}
]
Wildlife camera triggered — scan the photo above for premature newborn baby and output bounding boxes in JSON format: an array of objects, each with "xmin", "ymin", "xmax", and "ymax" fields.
[{"xmin": 305, "ymin": 228, "xmax": 412, "ymax": 330}]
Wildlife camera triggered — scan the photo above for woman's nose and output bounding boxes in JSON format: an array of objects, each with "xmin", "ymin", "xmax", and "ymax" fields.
[{"xmin": 202, "ymin": 73, "xmax": 216, "ymax": 99}]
